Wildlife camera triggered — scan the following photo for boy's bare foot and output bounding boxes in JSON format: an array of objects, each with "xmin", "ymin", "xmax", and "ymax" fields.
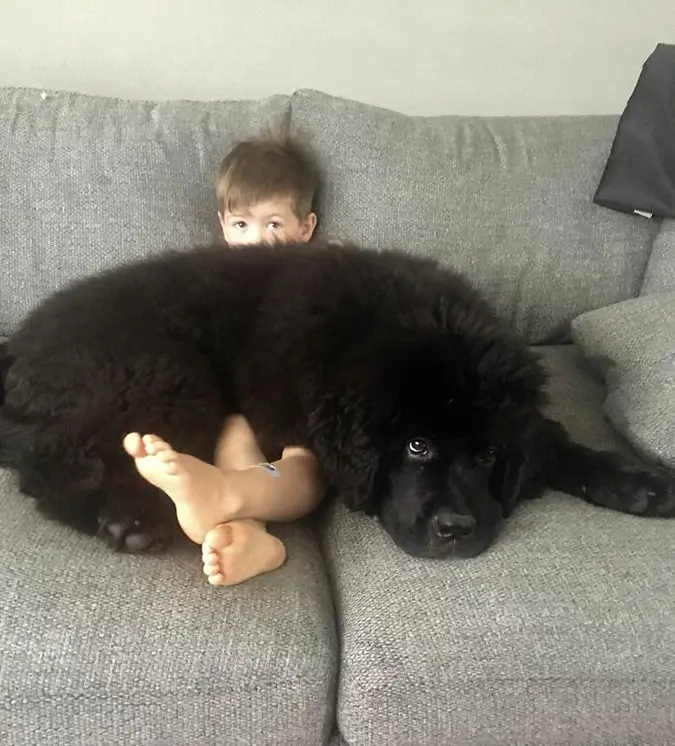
[
  {"xmin": 123, "ymin": 432, "xmax": 240, "ymax": 544},
  {"xmin": 202, "ymin": 521, "xmax": 287, "ymax": 586}
]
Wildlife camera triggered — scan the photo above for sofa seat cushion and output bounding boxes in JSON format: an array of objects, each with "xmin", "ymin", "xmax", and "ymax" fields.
[
  {"xmin": 0, "ymin": 469, "xmax": 337, "ymax": 746},
  {"xmin": 320, "ymin": 345, "xmax": 675, "ymax": 746}
]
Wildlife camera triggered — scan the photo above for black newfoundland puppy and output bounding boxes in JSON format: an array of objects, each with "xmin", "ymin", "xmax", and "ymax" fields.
[{"xmin": 1, "ymin": 242, "xmax": 673, "ymax": 558}]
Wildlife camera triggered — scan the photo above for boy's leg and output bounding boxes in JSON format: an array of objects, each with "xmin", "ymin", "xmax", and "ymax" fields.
[
  {"xmin": 206, "ymin": 415, "xmax": 286, "ymax": 586},
  {"xmin": 124, "ymin": 419, "xmax": 325, "ymax": 541},
  {"xmin": 214, "ymin": 414, "xmax": 326, "ymax": 519},
  {"xmin": 213, "ymin": 414, "xmax": 267, "ymax": 470},
  {"xmin": 123, "ymin": 415, "xmax": 325, "ymax": 585}
]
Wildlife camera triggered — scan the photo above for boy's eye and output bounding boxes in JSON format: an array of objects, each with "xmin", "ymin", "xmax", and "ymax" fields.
[
  {"xmin": 268, "ymin": 221, "xmax": 281, "ymax": 230},
  {"xmin": 233, "ymin": 221, "xmax": 247, "ymax": 230}
]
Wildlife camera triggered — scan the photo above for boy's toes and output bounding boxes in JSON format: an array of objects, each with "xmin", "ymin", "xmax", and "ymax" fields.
[
  {"xmin": 203, "ymin": 524, "xmax": 233, "ymax": 551},
  {"xmin": 143, "ymin": 435, "xmax": 178, "ymax": 461},
  {"xmin": 203, "ymin": 552, "xmax": 226, "ymax": 585},
  {"xmin": 207, "ymin": 573, "xmax": 227, "ymax": 586},
  {"xmin": 141, "ymin": 434, "xmax": 170, "ymax": 455},
  {"xmin": 202, "ymin": 560, "xmax": 221, "ymax": 577},
  {"xmin": 202, "ymin": 544, "xmax": 221, "ymax": 572},
  {"xmin": 155, "ymin": 447, "xmax": 179, "ymax": 465},
  {"xmin": 123, "ymin": 432, "xmax": 146, "ymax": 458}
]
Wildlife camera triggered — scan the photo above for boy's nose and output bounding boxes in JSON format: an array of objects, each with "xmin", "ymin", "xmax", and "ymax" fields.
[{"xmin": 248, "ymin": 227, "xmax": 262, "ymax": 242}]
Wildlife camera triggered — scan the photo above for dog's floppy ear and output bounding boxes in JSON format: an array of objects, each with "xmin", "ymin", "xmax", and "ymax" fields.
[
  {"xmin": 307, "ymin": 387, "xmax": 383, "ymax": 515},
  {"xmin": 492, "ymin": 442, "xmax": 540, "ymax": 517}
]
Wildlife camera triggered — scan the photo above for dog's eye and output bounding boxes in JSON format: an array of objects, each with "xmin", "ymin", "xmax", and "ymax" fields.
[
  {"xmin": 407, "ymin": 438, "xmax": 430, "ymax": 457},
  {"xmin": 476, "ymin": 446, "xmax": 498, "ymax": 467}
]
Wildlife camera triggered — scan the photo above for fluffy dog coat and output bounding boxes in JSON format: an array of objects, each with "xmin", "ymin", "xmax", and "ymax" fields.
[{"xmin": 1, "ymin": 242, "xmax": 673, "ymax": 557}]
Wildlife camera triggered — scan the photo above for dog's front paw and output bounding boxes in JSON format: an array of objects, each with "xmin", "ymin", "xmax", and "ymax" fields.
[
  {"xmin": 97, "ymin": 499, "xmax": 174, "ymax": 553},
  {"xmin": 637, "ymin": 466, "xmax": 675, "ymax": 517},
  {"xmin": 594, "ymin": 462, "xmax": 675, "ymax": 517}
]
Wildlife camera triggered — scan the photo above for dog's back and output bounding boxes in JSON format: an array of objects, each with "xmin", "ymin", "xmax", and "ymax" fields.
[
  {"xmin": 0, "ymin": 244, "xmax": 290, "ymax": 543},
  {"xmin": 0, "ymin": 239, "xmax": 494, "ymax": 550},
  {"xmin": 0, "ymin": 240, "xmax": 416, "ymax": 547}
]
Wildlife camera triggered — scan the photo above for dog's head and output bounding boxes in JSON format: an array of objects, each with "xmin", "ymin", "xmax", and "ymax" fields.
[{"xmin": 310, "ymin": 328, "xmax": 548, "ymax": 559}]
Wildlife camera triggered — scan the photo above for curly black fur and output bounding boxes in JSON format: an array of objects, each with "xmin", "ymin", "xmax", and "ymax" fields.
[
  {"xmin": 1, "ymin": 242, "xmax": 673, "ymax": 556},
  {"xmin": 0, "ymin": 342, "xmax": 10, "ymax": 406}
]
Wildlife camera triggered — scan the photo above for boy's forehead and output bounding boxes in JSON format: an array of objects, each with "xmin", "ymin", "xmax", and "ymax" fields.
[{"xmin": 225, "ymin": 196, "xmax": 295, "ymax": 217}]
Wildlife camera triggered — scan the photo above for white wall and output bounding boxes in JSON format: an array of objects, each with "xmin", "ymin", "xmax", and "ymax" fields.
[{"xmin": 0, "ymin": 0, "xmax": 673, "ymax": 116}]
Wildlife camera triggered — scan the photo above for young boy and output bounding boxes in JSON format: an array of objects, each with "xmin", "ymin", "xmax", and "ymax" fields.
[{"xmin": 123, "ymin": 138, "xmax": 325, "ymax": 586}]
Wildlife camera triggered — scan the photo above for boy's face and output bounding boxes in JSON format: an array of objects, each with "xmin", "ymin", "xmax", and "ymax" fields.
[{"xmin": 219, "ymin": 196, "xmax": 316, "ymax": 246}]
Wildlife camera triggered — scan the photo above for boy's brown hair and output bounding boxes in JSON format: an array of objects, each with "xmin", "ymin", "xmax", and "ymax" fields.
[{"xmin": 215, "ymin": 138, "xmax": 318, "ymax": 219}]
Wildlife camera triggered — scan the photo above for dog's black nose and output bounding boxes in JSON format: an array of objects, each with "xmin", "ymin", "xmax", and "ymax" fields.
[{"xmin": 432, "ymin": 509, "xmax": 476, "ymax": 540}]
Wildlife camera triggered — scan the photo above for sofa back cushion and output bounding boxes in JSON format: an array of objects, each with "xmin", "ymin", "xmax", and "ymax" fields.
[
  {"xmin": 290, "ymin": 90, "xmax": 659, "ymax": 343},
  {"xmin": 0, "ymin": 87, "xmax": 290, "ymax": 337}
]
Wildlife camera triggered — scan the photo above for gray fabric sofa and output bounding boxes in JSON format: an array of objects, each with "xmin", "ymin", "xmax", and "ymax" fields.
[{"xmin": 1, "ymin": 87, "xmax": 673, "ymax": 746}]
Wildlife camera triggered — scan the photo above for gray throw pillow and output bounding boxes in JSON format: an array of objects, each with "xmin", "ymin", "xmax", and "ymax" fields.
[
  {"xmin": 571, "ymin": 293, "xmax": 675, "ymax": 468},
  {"xmin": 641, "ymin": 218, "xmax": 675, "ymax": 295}
]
